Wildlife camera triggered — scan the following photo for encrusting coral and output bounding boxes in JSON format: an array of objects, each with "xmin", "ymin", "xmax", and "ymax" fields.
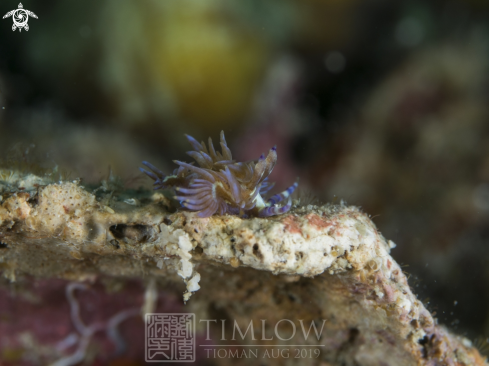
[
  {"xmin": 0, "ymin": 173, "xmax": 487, "ymax": 365},
  {"xmin": 140, "ymin": 131, "xmax": 298, "ymax": 218}
]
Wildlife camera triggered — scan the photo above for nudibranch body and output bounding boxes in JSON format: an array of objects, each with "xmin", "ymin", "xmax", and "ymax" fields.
[{"xmin": 140, "ymin": 131, "xmax": 298, "ymax": 218}]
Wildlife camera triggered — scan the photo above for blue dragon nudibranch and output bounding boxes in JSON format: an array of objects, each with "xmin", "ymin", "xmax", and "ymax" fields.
[{"xmin": 140, "ymin": 131, "xmax": 298, "ymax": 218}]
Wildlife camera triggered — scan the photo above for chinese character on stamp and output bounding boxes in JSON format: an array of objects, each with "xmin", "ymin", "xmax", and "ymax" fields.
[{"xmin": 145, "ymin": 313, "xmax": 195, "ymax": 362}]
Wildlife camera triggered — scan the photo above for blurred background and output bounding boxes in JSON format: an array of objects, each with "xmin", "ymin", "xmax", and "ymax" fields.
[{"xmin": 1, "ymin": 0, "xmax": 489, "ymax": 363}]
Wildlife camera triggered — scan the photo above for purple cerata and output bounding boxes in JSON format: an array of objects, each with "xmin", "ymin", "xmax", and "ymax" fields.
[{"xmin": 140, "ymin": 131, "xmax": 298, "ymax": 218}]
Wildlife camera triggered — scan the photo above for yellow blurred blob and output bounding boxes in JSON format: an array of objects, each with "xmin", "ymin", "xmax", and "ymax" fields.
[
  {"xmin": 153, "ymin": 5, "xmax": 267, "ymax": 131},
  {"xmin": 102, "ymin": 0, "xmax": 268, "ymax": 134}
]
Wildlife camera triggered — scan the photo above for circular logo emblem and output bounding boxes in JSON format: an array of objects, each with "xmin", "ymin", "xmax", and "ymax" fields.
[{"xmin": 12, "ymin": 9, "xmax": 28, "ymax": 29}]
